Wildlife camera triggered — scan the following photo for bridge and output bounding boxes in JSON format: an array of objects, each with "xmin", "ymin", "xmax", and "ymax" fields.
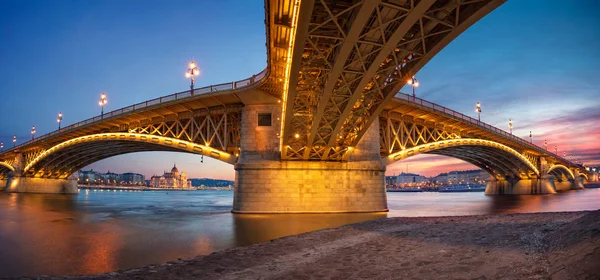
[{"xmin": 0, "ymin": 0, "xmax": 596, "ymax": 213}]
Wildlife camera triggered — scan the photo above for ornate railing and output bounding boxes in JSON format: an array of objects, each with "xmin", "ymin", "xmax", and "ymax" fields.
[
  {"xmin": 2, "ymin": 69, "xmax": 268, "ymax": 154},
  {"xmin": 395, "ymin": 93, "xmax": 577, "ymax": 167}
]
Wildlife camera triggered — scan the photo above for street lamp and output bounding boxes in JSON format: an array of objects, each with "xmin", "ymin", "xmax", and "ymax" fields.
[
  {"xmin": 0, "ymin": 142, "xmax": 3, "ymax": 152},
  {"xmin": 555, "ymin": 146, "xmax": 557, "ymax": 154},
  {"xmin": 544, "ymin": 139, "xmax": 547, "ymax": 150},
  {"xmin": 529, "ymin": 131, "xmax": 532, "ymax": 144},
  {"xmin": 186, "ymin": 61, "xmax": 200, "ymax": 95},
  {"xmin": 57, "ymin": 112, "xmax": 63, "ymax": 129},
  {"xmin": 475, "ymin": 102, "xmax": 481, "ymax": 121},
  {"xmin": 508, "ymin": 119, "xmax": 513, "ymax": 134},
  {"xmin": 99, "ymin": 93, "xmax": 107, "ymax": 118},
  {"xmin": 31, "ymin": 126, "xmax": 36, "ymax": 140},
  {"xmin": 406, "ymin": 76, "xmax": 419, "ymax": 101},
  {"xmin": 13, "ymin": 136, "xmax": 16, "ymax": 147}
]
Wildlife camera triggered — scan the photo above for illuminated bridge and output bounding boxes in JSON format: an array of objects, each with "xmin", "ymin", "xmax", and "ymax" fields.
[{"xmin": 0, "ymin": 0, "xmax": 595, "ymax": 213}]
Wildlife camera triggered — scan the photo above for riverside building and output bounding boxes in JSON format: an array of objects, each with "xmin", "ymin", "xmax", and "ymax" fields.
[
  {"xmin": 77, "ymin": 169, "xmax": 145, "ymax": 186},
  {"xmin": 149, "ymin": 164, "xmax": 192, "ymax": 189}
]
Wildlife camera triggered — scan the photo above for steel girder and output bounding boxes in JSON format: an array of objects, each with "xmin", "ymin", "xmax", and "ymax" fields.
[
  {"xmin": 380, "ymin": 111, "xmax": 540, "ymax": 179},
  {"xmin": 19, "ymin": 108, "xmax": 242, "ymax": 179},
  {"xmin": 547, "ymin": 164, "xmax": 575, "ymax": 182},
  {"xmin": 380, "ymin": 114, "xmax": 460, "ymax": 155},
  {"xmin": 282, "ymin": 0, "xmax": 506, "ymax": 160}
]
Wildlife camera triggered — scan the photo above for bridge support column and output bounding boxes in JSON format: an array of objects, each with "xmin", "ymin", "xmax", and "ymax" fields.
[
  {"xmin": 233, "ymin": 105, "xmax": 387, "ymax": 213},
  {"xmin": 4, "ymin": 176, "xmax": 78, "ymax": 194},
  {"xmin": 3, "ymin": 154, "xmax": 77, "ymax": 194},
  {"xmin": 572, "ymin": 170, "xmax": 585, "ymax": 190},
  {"xmin": 485, "ymin": 175, "xmax": 556, "ymax": 195}
]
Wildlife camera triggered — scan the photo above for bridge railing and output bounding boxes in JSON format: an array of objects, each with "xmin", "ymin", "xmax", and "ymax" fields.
[
  {"xmin": 396, "ymin": 93, "xmax": 575, "ymax": 166},
  {"xmin": 4, "ymin": 68, "xmax": 269, "ymax": 154}
]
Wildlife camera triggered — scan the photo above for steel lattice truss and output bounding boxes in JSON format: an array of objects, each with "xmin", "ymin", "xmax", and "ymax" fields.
[
  {"xmin": 379, "ymin": 112, "xmax": 542, "ymax": 180},
  {"xmin": 14, "ymin": 108, "xmax": 242, "ymax": 179},
  {"xmin": 282, "ymin": 0, "xmax": 504, "ymax": 160},
  {"xmin": 380, "ymin": 114, "xmax": 461, "ymax": 154}
]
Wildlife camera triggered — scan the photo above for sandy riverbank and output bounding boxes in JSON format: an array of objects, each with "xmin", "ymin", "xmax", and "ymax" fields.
[{"xmin": 12, "ymin": 210, "xmax": 600, "ymax": 280}]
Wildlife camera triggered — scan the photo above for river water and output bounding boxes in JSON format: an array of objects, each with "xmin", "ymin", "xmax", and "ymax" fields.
[{"xmin": 1, "ymin": 188, "xmax": 599, "ymax": 277}]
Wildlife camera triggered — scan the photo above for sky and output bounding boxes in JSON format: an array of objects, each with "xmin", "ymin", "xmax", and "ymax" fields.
[{"xmin": 0, "ymin": 0, "xmax": 598, "ymax": 180}]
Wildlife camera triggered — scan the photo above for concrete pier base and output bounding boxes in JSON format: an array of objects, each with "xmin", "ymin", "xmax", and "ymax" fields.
[
  {"xmin": 233, "ymin": 160, "xmax": 388, "ymax": 213},
  {"xmin": 574, "ymin": 179, "xmax": 585, "ymax": 190},
  {"xmin": 485, "ymin": 176, "xmax": 556, "ymax": 195},
  {"xmin": 555, "ymin": 181, "xmax": 574, "ymax": 191},
  {"xmin": 4, "ymin": 177, "xmax": 78, "ymax": 194},
  {"xmin": 233, "ymin": 103, "xmax": 387, "ymax": 213}
]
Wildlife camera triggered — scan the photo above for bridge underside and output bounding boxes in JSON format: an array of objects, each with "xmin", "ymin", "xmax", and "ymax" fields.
[
  {"xmin": 282, "ymin": 0, "xmax": 506, "ymax": 161},
  {"xmin": 26, "ymin": 141, "xmax": 191, "ymax": 179},
  {"xmin": 428, "ymin": 145, "xmax": 537, "ymax": 180}
]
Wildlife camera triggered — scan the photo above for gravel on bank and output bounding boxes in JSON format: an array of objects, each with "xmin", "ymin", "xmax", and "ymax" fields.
[{"xmin": 11, "ymin": 211, "xmax": 600, "ymax": 280}]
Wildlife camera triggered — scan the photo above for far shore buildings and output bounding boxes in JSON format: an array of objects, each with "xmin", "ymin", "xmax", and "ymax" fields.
[
  {"xmin": 386, "ymin": 169, "xmax": 490, "ymax": 187},
  {"xmin": 78, "ymin": 170, "xmax": 145, "ymax": 186},
  {"xmin": 149, "ymin": 164, "xmax": 192, "ymax": 189}
]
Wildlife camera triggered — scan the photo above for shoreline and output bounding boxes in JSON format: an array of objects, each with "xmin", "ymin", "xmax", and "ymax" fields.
[{"xmin": 14, "ymin": 210, "xmax": 599, "ymax": 280}]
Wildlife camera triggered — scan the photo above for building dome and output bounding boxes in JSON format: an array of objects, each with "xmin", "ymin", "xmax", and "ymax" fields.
[{"xmin": 171, "ymin": 164, "xmax": 179, "ymax": 174}]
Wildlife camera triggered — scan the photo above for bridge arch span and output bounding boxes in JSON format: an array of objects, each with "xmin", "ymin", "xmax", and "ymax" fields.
[
  {"xmin": 383, "ymin": 138, "xmax": 540, "ymax": 180},
  {"xmin": 0, "ymin": 161, "xmax": 14, "ymax": 172},
  {"xmin": 547, "ymin": 165, "xmax": 575, "ymax": 181},
  {"xmin": 579, "ymin": 173, "xmax": 589, "ymax": 182},
  {"xmin": 0, "ymin": 161, "xmax": 15, "ymax": 179},
  {"xmin": 24, "ymin": 133, "xmax": 237, "ymax": 179}
]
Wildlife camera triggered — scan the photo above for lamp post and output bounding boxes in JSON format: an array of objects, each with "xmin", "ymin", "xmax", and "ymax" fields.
[
  {"xmin": 406, "ymin": 76, "xmax": 419, "ymax": 101},
  {"xmin": 13, "ymin": 136, "xmax": 16, "ymax": 147},
  {"xmin": 555, "ymin": 146, "xmax": 557, "ymax": 154},
  {"xmin": 31, "ymin": 126, "xmax": 36, "ymax": 140},
  {"xmin": 99, "ymin": 93, "xmax": 107, "ymax": 119},
  {"xmin": 508, "ymin": 119, "xmax": 513, "ymax": 134},
  {"xmin": 529, "ymin": 131, "xmax": 532, "ymax": 144},
  {"xmin": 57, "ymin": 112, "xmax": 63, "ymax": 129},
  {"xmin": 0, "ymin": 142, "xmax": 3, "ymax": 152},
  {"xmin": 544, "ymin": 139, "xmax": 547, "ymax": 150},
  {"xmin": 475, "ymin": 102, "xmax": 481, "ymax": 121},
  {"xmin": 186, "ymin": 61, "xmax": 200, "ymax": 95}
]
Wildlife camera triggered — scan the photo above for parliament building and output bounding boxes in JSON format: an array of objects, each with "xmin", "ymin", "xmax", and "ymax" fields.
[{"xmin": 149, "ymin": 164, "xmax": 192, "ymax": 189}]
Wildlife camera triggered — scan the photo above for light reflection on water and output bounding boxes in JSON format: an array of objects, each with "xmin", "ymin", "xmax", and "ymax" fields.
[{"xmin": 0, "ymin": 188, "xmax": 599, "ymax": 277}]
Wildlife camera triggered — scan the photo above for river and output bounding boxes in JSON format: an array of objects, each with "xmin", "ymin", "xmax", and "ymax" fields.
[{"xmin": 0, "ymin": 188, "xmax": 599, "ymax": 277}]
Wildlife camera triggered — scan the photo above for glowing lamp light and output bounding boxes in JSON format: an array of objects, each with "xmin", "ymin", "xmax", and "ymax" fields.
[
  {"xmin": 294, "ymin": 133, "xmax": 300, "ymax": 139},
  {"xmin": 186, "ymin": 61, "xmax": 200, "ymax": 95}
]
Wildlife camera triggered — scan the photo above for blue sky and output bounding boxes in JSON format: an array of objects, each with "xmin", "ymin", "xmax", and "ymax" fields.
[{"xmin": 1, "ymin": 0, "xmax": 598, "ymax": 179}]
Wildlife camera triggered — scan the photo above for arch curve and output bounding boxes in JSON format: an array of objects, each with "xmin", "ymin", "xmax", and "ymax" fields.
[
  {"xmin": 384, "ymin": 138, "xmax": 540, "ymax": 179},
  {"xmin": 547, "ymin": 164, "xmax": 575, "ymax": 181},
  {"xmin": 0, "ymin": 161, "xmax": 15, "ymax": 172},
  {"xmin": 25, "ymin": 133, "xmax": 238, "ymax": 178}
]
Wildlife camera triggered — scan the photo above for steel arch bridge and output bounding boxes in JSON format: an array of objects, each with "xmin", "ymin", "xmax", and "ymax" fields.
[{"xmin": 0, "ymin": 0, "xmax": 594, "ymax": 212}]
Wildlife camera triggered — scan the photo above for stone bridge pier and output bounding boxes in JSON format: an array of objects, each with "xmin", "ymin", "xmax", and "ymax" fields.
[
  {"xmin": 484, "ymin": 176, "xmax": 556, "ymax": 195},
  {"xmin": 233, "ymin": 104, "xmax": 388, "ymax": 213},
  {"xmin": 485, "ymin": 158, "xmax": 586, "ymax": 195},
  {"xmin": 3, "ymin": 154, "xmax": 77, "ymax": 194}
]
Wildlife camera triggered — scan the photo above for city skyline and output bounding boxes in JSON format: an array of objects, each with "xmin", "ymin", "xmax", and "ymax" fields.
[{"xmin": 1, "ymin": 1, "xmax": 599, "ymax": 180}]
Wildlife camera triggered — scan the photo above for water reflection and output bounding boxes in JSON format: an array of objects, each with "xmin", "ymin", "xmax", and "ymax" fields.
[{"xmin": 0, "ymin": 189, "xmax": 599, "ymax": 277}]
